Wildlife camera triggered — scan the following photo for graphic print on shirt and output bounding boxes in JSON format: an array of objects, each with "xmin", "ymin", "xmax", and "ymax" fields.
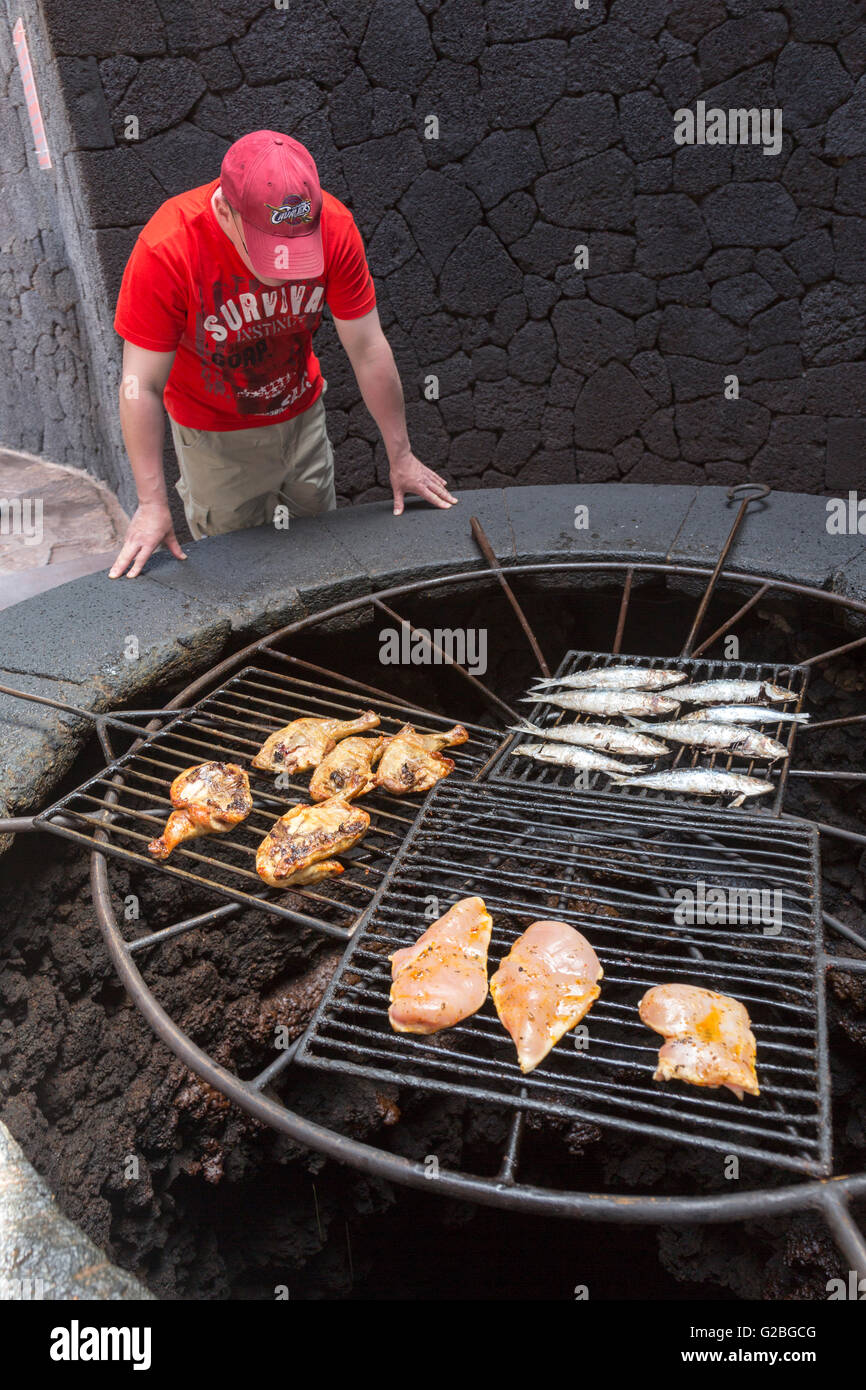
[{"xmin": 194, "ymin": 275, "xmax": 326, "ymax": 417}]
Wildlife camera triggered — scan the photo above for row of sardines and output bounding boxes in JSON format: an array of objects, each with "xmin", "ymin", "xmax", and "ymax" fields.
[
  {"xmin": 509, "ymin": 665, "xmax": 807, "ymax": 807},
  {"xmin": 145, "ymin": 713, "xmax": 468, "ymax": 889}
]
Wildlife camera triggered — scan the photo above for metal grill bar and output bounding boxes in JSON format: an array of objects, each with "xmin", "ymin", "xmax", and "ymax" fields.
[
  {"xmin": 484, "ymin": 648, "xmax": 808, "ymax": 815},
  {"xmin": 298, "ymin": 780, "xmax": 830, "ymax": 1176},
  {"xmin": 34, "ymin": 664, "xmax": 500, "ymax": 938}
]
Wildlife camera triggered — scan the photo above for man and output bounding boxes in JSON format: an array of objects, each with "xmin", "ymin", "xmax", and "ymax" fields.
[{"xmin": 110, "ymin": 129, "xmax": 456, "ymax": 579}]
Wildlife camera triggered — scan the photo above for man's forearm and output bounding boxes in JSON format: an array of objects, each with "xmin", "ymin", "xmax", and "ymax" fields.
[
  {"xmin": 350, "ymin": 340, "xmax": 412, "ymax": 464},
  {"xmin": 119, "ymin": 387, "xmax": 170, "ymax": 505}
]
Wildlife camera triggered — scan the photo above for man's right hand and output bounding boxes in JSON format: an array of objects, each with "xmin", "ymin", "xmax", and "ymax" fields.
[{"xmin": 109, "ymin": 502, "xmax": 188, "ymax": 579}]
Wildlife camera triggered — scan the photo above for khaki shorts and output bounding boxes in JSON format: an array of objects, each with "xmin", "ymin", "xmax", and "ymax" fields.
[{"xmin": 168, "ymin": 391, "xmax": 336, "ymax": 540}]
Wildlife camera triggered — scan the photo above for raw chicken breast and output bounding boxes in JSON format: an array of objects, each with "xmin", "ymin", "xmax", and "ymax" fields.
[
  {"xmin": 639, "ymin": 982, "xmax": 759, "ymax": 1099},
  {"xmin": 389, "ymin": 896, "xmax": 493, "ymax": 1035},
  {"xmin": 490, "ymin": 921, "xmax": 603, "ymax": 1073}
]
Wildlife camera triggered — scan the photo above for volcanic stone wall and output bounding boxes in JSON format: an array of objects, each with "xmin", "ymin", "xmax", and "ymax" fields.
[
  {"xmin": 0, "ymin": 0, "xmax": 121, "ymax": 488},
  {"xmin": 7, "ymin": 0, "xmax": 866, "ymax": 505}
]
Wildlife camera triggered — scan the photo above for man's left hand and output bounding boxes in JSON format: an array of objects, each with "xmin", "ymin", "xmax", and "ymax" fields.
[{"xmin": 390, "ymin": 452, "xmax": 457, "ymax": 516}]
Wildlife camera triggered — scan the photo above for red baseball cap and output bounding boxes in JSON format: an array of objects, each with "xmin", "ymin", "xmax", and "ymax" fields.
[{"xmin": 220, "ymin": 131, "xmax": 324, "ymax": 280}]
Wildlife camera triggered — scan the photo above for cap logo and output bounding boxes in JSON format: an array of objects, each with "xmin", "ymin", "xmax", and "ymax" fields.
[{"xmin": 265, "ymin": 198, "xmax": 313, "ymax": 226}]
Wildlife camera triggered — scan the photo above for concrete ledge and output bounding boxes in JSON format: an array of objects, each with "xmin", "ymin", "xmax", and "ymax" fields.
[
  {"xmin": 1, "ymin": 485, "xmax": 863, "ymax": 836},
  {"xmin": 0, "ymin": 1122, "xmax": 154, "ymax": 1301}
]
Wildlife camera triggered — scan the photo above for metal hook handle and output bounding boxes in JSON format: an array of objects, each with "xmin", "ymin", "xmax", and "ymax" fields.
[
  {"xmin": 727, "ymin": 482, "xmax": 771, "ymax": 504},
  {"xmin": 681, "ymin": 484, "xmax": 772, "ymax": 655}
]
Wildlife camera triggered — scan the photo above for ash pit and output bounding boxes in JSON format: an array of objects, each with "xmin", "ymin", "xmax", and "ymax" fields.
[{"xmin": 1, "ymin": 575, "xmax": 865, "ymax": 1300}]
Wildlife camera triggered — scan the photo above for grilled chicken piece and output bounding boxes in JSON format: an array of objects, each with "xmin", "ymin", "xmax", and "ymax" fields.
[
  {"xmin": 309, "ymin": 735, "xmax": 385, "ymax": 802},
  {"xmin": 639, "ymin": 983, "xmax": 759, "ymax": 1099},
  {"xmin": 255, "ymin": 796, "xmax": 369, "ymax": 888},
  {"xmin": 251, "ymin": 711, "xmax": 380, "ymax": 774},
  {"xmin": 389, "ymin": 896, "xmax": 493, "ymax": 1035},
  {"xmin": 148, "ymin": 761, "xmax": 252, "ymax": 860},
  {"xmin": 490, "ymin": 921, "xmax": 603, "ymax": 1073},
  {"xmin": 374, "ymin": 723, "xmax": 469, "ymax": 795}
]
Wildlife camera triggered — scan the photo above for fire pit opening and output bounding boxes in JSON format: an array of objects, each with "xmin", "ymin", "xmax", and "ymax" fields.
[{"xmin": 2, "ymin": 560, "xmax": 865, "ymax": 1300}]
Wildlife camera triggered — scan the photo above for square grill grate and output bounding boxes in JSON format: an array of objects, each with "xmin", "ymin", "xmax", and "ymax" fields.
[
  {"xmin": 483, "ymin": 648, "xmax": 809, "ymax": 814},
  {"xmin": 34, "ymin": 664, "xmax": 500, "ymax": 937},
  {"xmin": 297, "ymin": 779, "xmax": 831, "ymax": 1175}
]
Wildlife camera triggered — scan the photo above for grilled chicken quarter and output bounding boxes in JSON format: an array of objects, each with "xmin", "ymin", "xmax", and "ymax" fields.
[
  {"xmin": 147, "ymin": 761, "xmax": 252, "ymax": 860},
  {"xmin": 374, "ymin": 723, "xmax": 469, "ymax": 795},
  {"xmin": 256, "ymin": 797, "xmax": 370, "ymax": 888},
  {"xmin": 309, "ymin": 735, "xmax": 385, "ymax": 802},
  {"xmin": 251, "ymin": 712, "xmax": 380, "ymax": 775}
]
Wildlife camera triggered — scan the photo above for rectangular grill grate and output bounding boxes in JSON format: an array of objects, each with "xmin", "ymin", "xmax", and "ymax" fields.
[
  {"xmin": 483, "ymin": 648, "xmax": 809, "ymax": 814},
  {"xmin": 34, "ymin": 664, "xmax": 500, "ymax": 937},
  {"xmin": 298, "ymin": 780, "xmax": 830, "ymax": 1175}
]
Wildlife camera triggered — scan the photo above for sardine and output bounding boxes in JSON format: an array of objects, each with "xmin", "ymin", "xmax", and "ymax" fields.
[
  {"xmin": 522, "ymin": 690, "xmax": 681, "ymax": 717},
  {"xmin": 681, "ymin": 705, "xmax": 809, "ymax": 725},
  {"xmin": 623, "ymin": 718, "xmax": 788, "ymax": 762},
  {"xmin": 511, "ymin": 742, "xmax": 650, "ymax": 776},
  {"xmin": 605, "ymin": 767, "xmax": 775, "ymax": 807},
  {"xmin": 674, "ymin": 679, "xmax": 798, "ymax": 704},
  {"xmin": 509, "ymin": 719, "xmax": 669, "ymax": 757},
  {"xmin": 530, "ymin": 667, "xmax": 687, "ymax": 692}
]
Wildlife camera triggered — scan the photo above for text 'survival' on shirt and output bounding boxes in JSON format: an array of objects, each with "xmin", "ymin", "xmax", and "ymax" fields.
[{"xmin": 114, "ymin": 178, "xmax": 376, "ymax": 431}]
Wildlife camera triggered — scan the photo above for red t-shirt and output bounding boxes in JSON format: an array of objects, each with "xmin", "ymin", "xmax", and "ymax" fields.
[{"xmin": 114, "ymin": 178, "xmax": 376, "ymax": 431}]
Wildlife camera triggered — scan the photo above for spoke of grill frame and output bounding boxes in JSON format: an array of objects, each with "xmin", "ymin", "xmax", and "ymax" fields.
[
  {"xmin": 799, "ymin": 633, "xmax": 866, "ymax": 669},
  {"xmin": 826, "ymin": 955, "xmax": 866, "ymax": 974},
  {"xmin": 470, "ymin": 515, "xmax": 550, "ymax": 677},
  {"xmin": 820, "ymin": 1188, "xmax": 866, "ymax": 1286},
  {"xmin": 690, "ymin": 583, "xmax": 773, "ymax": 659},
  {"xmin": 787, "ymin": 770, "xmax": 866, "ymax": 781},
  {"xmin": 801, "ymin": 713, "xmax": 866, "ymax": 734},
  {"xmin": 822, "ymin": 912, "xmax": 866, "ymax": 953},
  {"xmin": 256, "ymin": 648, "xmax": 443, "ymax": 719},
  {"xmin": 371, "ymin": 597, "xmax": 519, "ymax": 724},
  {"xmin": 0, "ymin": 681, "xmax": 195, "ymax": 742},
  {"xmin": 497, "ymin": 1108, "xmax": 526, "ymax": 1185},
  {"xmin": 612, "ymin": 567, "xmax": 633, "ymax": 655},
  {"xmin": 128, "ymin": 903, "xmax": 241, "ymax": 954}
]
